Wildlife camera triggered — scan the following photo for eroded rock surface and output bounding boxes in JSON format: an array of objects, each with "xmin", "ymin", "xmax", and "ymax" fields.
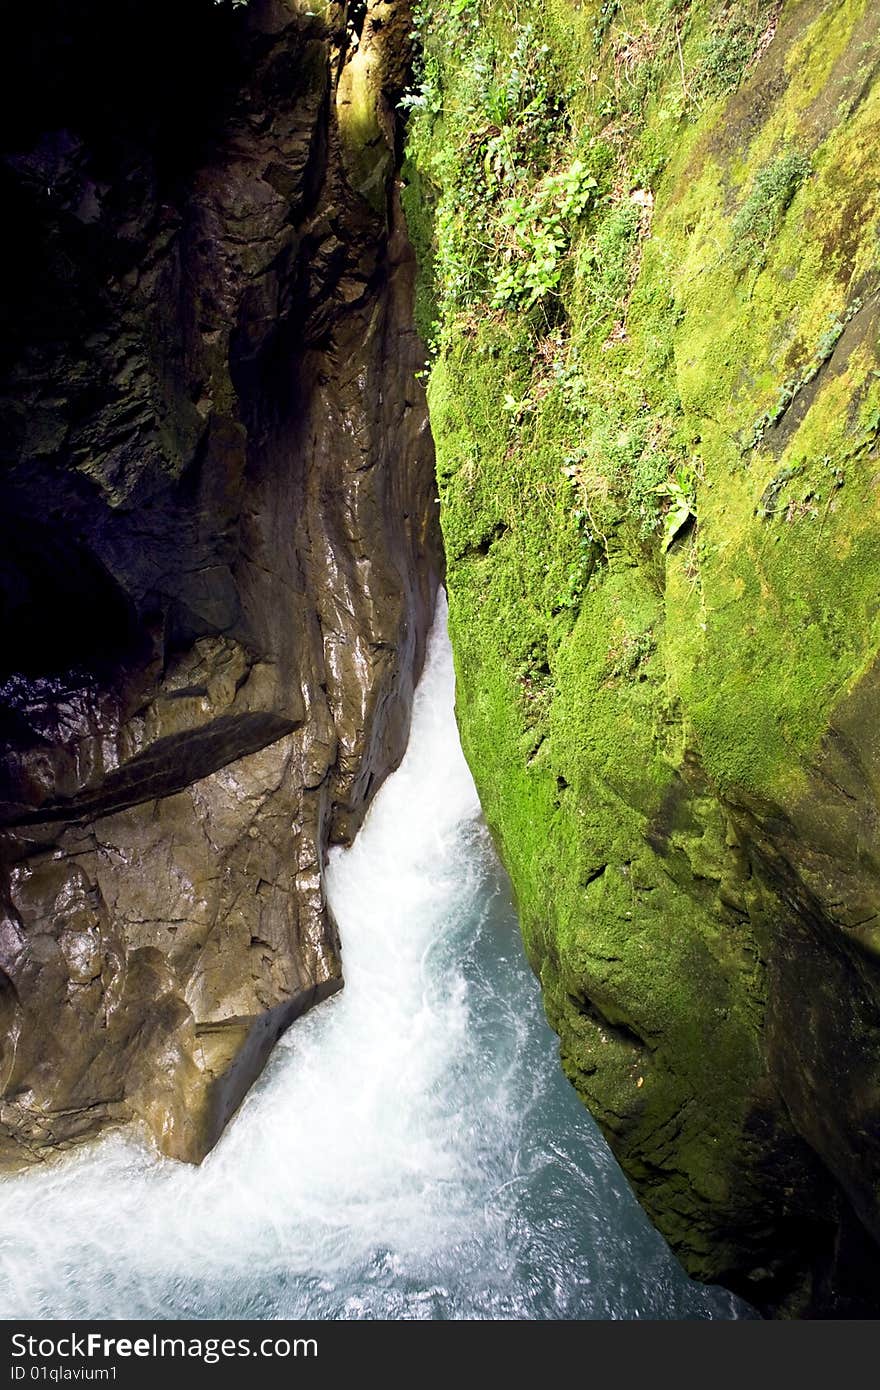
[{"xmin": 0, "ymin": 0, "xmax": 440, "ymax": 1164}]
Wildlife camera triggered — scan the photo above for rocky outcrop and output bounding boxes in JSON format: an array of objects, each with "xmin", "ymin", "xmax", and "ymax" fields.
[
  {"xmin": 0, "ymin": 0, "xmax": 441, "ymax": 1165},
  {"xmin": 406, "ymin": 0, "xmax": 880, "ymax": 1315}
]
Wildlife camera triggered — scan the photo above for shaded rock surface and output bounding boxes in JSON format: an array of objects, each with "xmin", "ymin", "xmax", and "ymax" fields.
[{"xmin": 0, "ymin": 0, "xmax": 440, "ymax": 1164}]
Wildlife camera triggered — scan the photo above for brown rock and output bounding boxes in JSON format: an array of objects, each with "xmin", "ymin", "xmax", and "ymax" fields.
[{"xmin": 0, "ymin": 0, "xmax": 441, "ymax": 1166}]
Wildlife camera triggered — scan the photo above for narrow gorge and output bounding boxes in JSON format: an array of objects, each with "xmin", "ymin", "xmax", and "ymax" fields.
[
  {"xmin": 0, "ymin": 0, "xmax": 441, "ymax": 1165},
  {"xmin": 0, "ymin": 0, "xmax": 879, "ymax": 1325}
]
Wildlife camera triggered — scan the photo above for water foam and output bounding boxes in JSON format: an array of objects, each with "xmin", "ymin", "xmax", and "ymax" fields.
[{"xmin": 0, "ymin": 595, "xmax": 742, "ymax": 1319}]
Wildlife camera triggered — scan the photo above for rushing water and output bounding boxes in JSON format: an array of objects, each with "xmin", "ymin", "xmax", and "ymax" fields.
[{"xmin": 0, "ymin": 595, "xmax": 744, "ymax": 1320}]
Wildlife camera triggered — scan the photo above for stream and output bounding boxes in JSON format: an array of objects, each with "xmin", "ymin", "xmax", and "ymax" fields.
[{"xmin": 0, "ymin": 595, "xmax": 744, "ymax": 1320}]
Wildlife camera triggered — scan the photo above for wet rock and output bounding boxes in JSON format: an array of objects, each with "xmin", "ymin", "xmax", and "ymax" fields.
[{"xmin": 0, "ymin": 0, "xmax": 441, "ymax": 1165}]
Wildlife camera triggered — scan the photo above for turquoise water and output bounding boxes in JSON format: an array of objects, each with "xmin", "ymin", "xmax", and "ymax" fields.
[{"xmin": 0, "ymin": 597, "xmax": 746, "ymax": 1320}]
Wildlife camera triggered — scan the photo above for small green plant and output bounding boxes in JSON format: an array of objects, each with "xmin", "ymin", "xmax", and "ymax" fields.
[
  {"xmin": 501, "ymin": 390, "xmax": 534, "ymax": 420},
  {"xmin": 653, "ymin": 466, "xmax": 697, "ymax": 549},
  {"xmin": 555, "ymin": 507, "xmax": 600, "ymax": 612},
  {"xmin": 516, "ymin": 643, "xmax": 555, "ymax": 724},
  {"xmin": 743, "ymin": 300, "xmax": 863, "ymax": 449},
  {"xmin": 593, "ymin": 0, "xmax": 622, "ymax": 48},
  {"xmin": 729, "ymin": 150, "xmax": 812, "ymax": 276},
  {"xmin": 691, "ymin": 0, "xmax": 779, "ymax": 102},
  {"xmin": 579, "ymin": 199, "xmax": 642, "ymax": 323},
  {"xmin": 399, "ymin": 51, "xmax": 444, "ymax": 116},
  {"xmin": 492, "ymin": 161, "xmax": 598, "ymax": 308},
  {"xmin": 404, "ymin": 10, "xmax": 571, "ymax": 327},
  {"xmin": 863, "ymin": 403, "xmax": 880, "ymax": 439},
  {"xmin": 607, "ymin": 626, "xmax": 656, "ymax": 680},
  {"xmin": 485, "ymin": 23, "xmax": 552, "ymax": 125},
  {"xmin": 621, "ymin": 448, "xmax": 667, "ymax": 535},
  {"xmin": 696, "ymin": 25, "xmax": 754, "ymax": 96},
  {"xmin": 756, "ymin": 465, "xmax": 802, "ymax": 517}
]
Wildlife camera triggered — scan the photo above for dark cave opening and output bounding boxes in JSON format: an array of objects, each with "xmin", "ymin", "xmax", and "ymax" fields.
[{"xmin": 0, "ymin": 511, "xmax": 139, "ymax": 685}]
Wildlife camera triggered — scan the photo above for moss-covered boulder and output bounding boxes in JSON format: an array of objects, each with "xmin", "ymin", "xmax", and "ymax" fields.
[{"xmin": 406, "ymin": 0, "xmax": 880, "ymax": 1314}]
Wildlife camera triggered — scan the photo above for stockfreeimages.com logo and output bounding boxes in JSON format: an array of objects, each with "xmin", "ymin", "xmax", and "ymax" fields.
[{"xmin": 11, "ymin": 1332, "xmax": 317, "ymax": 1370}]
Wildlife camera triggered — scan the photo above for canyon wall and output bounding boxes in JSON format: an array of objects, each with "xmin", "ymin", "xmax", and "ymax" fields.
[
  {"xmin": 406, "ymin": 0, "xmax": 880, "ymax": 1315},
  {"xmin": 0, "ymin": 0, "xmax": 440, "ymax": 1165}
]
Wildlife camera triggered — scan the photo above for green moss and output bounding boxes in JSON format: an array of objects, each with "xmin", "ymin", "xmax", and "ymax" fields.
[
  {"xmin": 728, "ymin": 150, "xmax": 813, "ymax": 275},
  {"xmin": 406, "ymin": 0, "xmax": 880, "ymax": 1286},
  {"xmin": 336, "ymin": 49, "xmax": 393, "ymax": 213},
  {"xmin": 399, "ymin": 159, "xmax": 439, "ymax": 342}
]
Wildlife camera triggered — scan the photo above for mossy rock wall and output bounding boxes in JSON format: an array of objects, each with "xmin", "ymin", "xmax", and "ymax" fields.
[{"xmin": 405, "ymin": 0, "xmax": 880, "ymax": 1315}]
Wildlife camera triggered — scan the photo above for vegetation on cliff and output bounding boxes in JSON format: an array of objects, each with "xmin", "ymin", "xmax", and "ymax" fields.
[{"xmin": 404, "ymin": 0, "xmax": 880, "ymax": 1314}]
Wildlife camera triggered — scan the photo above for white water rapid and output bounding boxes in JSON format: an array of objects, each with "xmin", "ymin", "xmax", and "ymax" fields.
[{"xmin": 0, "ymin": 596, "xmax": 744, "ymax": 1320}]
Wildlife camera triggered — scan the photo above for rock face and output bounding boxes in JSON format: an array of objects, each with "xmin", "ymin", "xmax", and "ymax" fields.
[
  {"xmin": 406, "ymin": 0, "xmax": 880, "ymax": 1315},
  {"xmin": 0, "ymin": 0, "xmax": 441, "ymax": 1164}
]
